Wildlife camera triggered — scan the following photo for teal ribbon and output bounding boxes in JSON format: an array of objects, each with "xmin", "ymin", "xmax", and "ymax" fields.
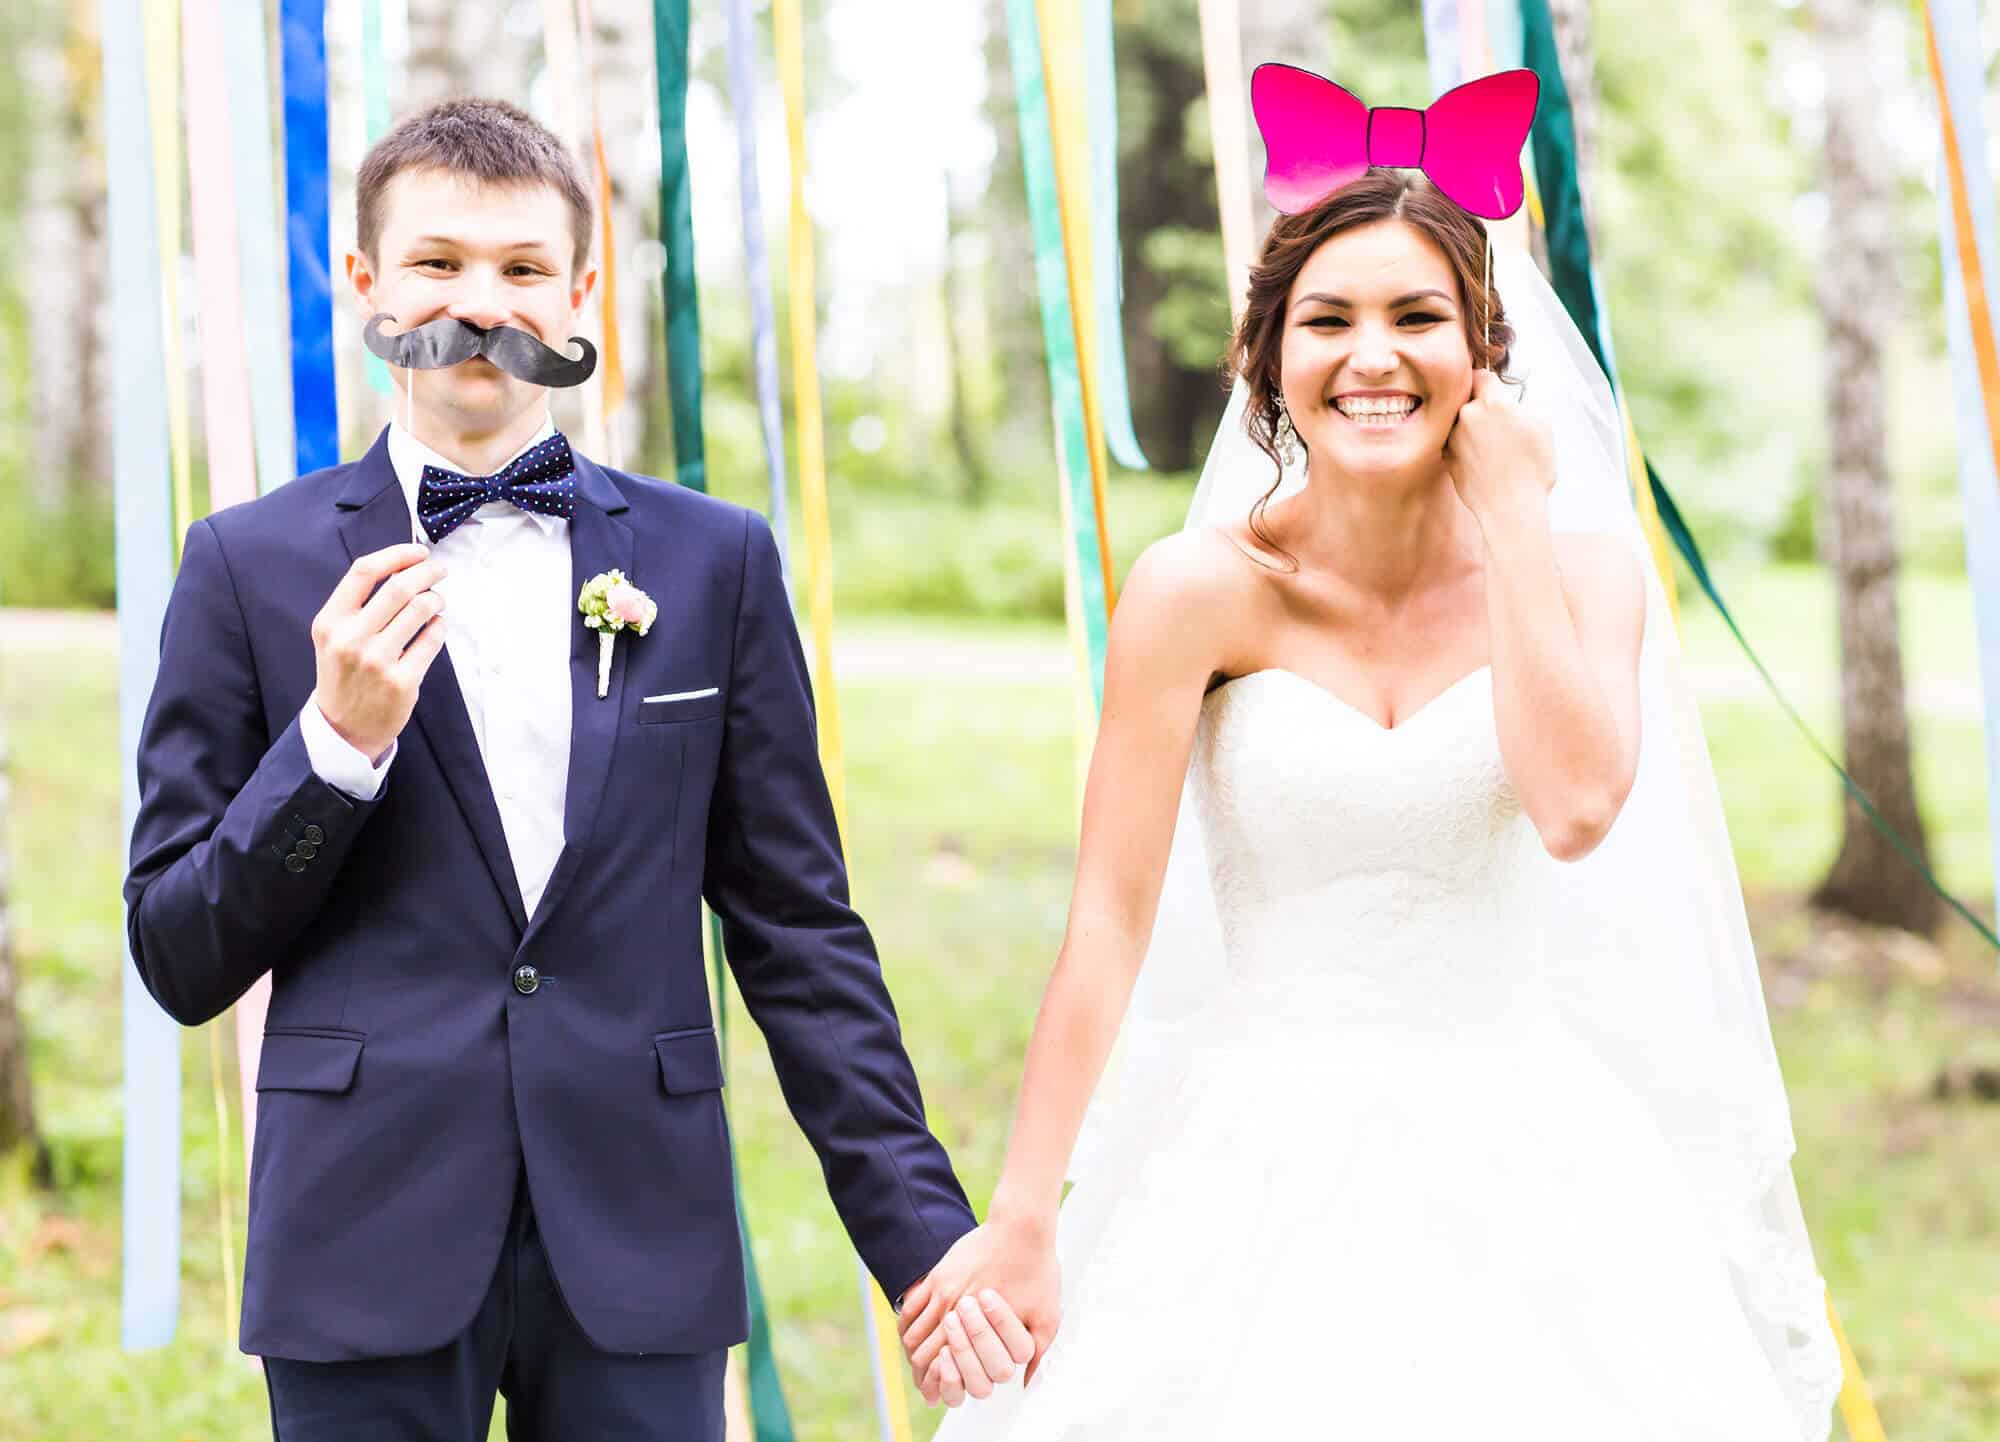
[
  {"xmin": 652, "ymin": 0, "xmax": 706, "ymax": 493},
  {"xmin": 712, "ymin": 918, "xmax": 797, "ymax": 1442},
  {"xmin": 1084, "ymin": 0, "xmax": 1147, "ymax": 472},
  {"xmin": 1007, "ymin": 0, "xmax": 1110, "ymax": 705},
  {"xmin": 103, "ymin": 0, "xmax": 183, "ymax": 1351},
  {"xmin": 1516, "ymin": 0, "xmax": 1997, "ymax": 948},
  {"xmin": 1928, "ymin": 0, "xmax": 2000, "ymax": 944},
  {"xmin": 652, "ymin": 0, "xmax": 793, "ymax": 1426}
]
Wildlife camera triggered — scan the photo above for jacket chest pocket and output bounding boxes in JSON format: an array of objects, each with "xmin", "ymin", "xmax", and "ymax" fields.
[{"xmin": 637, "ymin": 688, "xmax": 723, "ymax": 725}]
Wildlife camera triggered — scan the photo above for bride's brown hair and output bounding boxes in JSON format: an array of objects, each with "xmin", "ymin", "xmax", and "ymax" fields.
[{"xmin": 1220, "ymin": 169, "xmax": 1515, "ymax": 564}]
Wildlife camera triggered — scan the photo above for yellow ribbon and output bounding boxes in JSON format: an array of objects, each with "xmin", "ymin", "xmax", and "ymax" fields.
[
  {"xmin": 771, "ymin": 3, "xmax": 914, "ymax": 1436},
  {"xmin": 1035, "ymin": 0, "xmax": 1119, "ymax": 619},
  {"xmin": 1923, "ymin": 0, "xmax": 2000, "ymax": 497}
]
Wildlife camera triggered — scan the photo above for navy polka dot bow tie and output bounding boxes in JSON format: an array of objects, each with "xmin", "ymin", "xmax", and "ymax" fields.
[{"xmin": 414, "ymin": 432, "xmax": 578, "ymax": 543}]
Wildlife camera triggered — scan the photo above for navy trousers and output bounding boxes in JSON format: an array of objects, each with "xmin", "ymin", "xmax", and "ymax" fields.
[{"xmin": 262, "ymin": 1172, "xmax": 726, "ymax": 1442}]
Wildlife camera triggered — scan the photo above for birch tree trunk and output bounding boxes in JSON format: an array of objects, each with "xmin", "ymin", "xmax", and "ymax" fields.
[
  {"xmin": 1806, "ymin": 0, "xmax": 1937, "ymax": 933},
  {"xmin": 0, "ymin": 729, "xmax": 47, "ymax": 1181}
]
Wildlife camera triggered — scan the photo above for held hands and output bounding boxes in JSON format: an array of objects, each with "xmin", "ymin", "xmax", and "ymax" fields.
[
  {"xmin": 308, "ymin": 544, "xmax": 449, "ymax": 763},
  {"xmin": 1441, "ymin": 369, "xmax": 1558, "ymax": 526},
  {"xmin": 898, "ymin": 1216, "xmax": 1062, "ymax": 1407}
]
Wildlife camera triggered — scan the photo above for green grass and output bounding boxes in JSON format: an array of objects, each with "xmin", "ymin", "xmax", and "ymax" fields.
[{"xmin": 3, "ymin": 570, "xmax": 1999, "ymax": 1439}]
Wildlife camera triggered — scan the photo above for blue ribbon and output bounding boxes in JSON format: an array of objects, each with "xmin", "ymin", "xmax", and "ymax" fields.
[
  {"xmin": 103, "ymin": 0, "xmax": 182, "ymax": 1351},
  {"xmin": 282, "ymin": 0, "xmax": 338, "ymax": 474},
  {"xmin": 726, "ymin": 0, "xmax": 794, "ymax": 599},
  {"xmin": 1084, "ymin": 0, "xmax": 1147, "ymax": 471},
  {"xmin": 1929, "ymin": 0, "xmax": 2000, "ymax": 935},
  {"xmin": 220, "ymin": 0, "xmax": 296, "ymax": 494}
]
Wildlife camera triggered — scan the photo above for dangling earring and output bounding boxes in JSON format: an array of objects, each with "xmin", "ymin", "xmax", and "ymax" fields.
[{"xmin": 1274, "ymin": 399, "xmax": 1299, "ymax": 466}]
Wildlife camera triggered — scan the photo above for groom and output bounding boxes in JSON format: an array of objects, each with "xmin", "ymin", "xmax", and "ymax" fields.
[{"xmin": 123, "ymin": 98, "xmax": 1030, "ymax": 1439}]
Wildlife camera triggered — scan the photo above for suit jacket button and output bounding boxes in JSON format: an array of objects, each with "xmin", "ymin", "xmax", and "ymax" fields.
[
  {"xmin": 283, "ymin": 852, "xmax": 306, "ymax": 873},
  {"xmin": 302, "ymin": 824, "xmax": 325, "ymax": 845},
  {"xmin": 512, "ymin": 964, "xmax": 540, "ymax": 995},
  {"xmin": 295, "ymin": 839, "xmax": 319, "ymax": 860}
]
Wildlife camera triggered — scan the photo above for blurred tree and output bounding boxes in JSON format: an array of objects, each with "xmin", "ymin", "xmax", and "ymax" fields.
[
  {"xmin": 0, "ymin": 728, "xmax": 47, "ymax": 1182},
  {"xmin": 1805, "ymin": 0, "xmax": 1936, "ymax": 933},
  {"xmin": 1117, "ymin": 0, "xmax": 1229, "ymax": 470}
]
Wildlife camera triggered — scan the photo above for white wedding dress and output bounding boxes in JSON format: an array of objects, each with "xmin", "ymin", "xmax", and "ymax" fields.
[{"xmin": 933, "ymin": 662, "xmax": 1808, "ymax": 1439}]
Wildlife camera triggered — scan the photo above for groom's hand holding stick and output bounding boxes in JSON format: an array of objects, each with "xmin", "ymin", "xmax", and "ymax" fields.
[{"xmin": 308, "ymin": 544, "xmax": 450, "ymax": 762}]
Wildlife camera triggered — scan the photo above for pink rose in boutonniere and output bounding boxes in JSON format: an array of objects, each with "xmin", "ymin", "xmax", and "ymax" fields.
[{"xmin": 578, "ymin": 569, "xmax": 659, "ymax": 698}]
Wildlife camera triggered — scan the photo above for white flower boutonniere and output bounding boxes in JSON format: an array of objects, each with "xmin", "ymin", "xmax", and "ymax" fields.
[{"xmin": 578, "ymin": 569, "xmax": 659, "ymax": 698}]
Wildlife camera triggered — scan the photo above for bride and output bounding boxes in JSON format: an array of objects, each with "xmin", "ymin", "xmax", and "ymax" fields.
[{"xmin": 896, "ymin": 70, "xmax": 1841, "ymax": 1442}]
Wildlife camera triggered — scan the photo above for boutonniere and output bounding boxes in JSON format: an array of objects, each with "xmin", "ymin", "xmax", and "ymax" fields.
[{"xmin": 578, "ymin": 569, "xmax": 659, "ymax": 698}]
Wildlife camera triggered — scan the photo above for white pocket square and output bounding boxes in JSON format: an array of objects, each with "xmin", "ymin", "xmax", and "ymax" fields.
[{"xmin": 643, "ymin": 687, "xmax": 720, "ymax": 704}]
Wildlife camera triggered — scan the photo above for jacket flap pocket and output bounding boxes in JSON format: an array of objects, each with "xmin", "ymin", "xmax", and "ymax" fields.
[
  {"xmin": 257, "ymin": 1030, "xmax": 364, "ymax": 1093},
  {"xmin": 654, "ymin": 1028, "xmax": 725, "ymax": 1094}
]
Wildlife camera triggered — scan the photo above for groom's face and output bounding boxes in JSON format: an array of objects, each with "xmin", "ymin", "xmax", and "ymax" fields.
[{"xmin": 345, "ymin": 167, "xmax": 596, "ymax": 434}]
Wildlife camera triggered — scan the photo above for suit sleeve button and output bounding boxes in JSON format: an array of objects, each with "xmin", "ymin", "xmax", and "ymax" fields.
[{"xmin": 284, "ymin": 853, "xmax": 307, "ymax": 873}]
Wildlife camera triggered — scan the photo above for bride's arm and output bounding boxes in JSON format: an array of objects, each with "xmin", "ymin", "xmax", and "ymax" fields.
[
  {"xmin": 897, "ymin": 530, "xmax": 1238, "ymax": 1396},
  {"xmin": 1446, "ymin": 372, "xmax": 1647, "ymax": 861},
  {"xmin": 1481, "ymin": 514, "xmax": 1646, "ymax": 861}
]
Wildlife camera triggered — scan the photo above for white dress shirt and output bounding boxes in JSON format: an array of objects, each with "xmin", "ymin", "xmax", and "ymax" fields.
[{"xmin": 299, "ymin": 417, "xmax": 574, "ymax": 919}]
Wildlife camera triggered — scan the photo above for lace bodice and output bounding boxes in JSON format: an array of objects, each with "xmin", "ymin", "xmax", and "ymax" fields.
[{"xmin": 1191, "ymin": 665, "xmax": 1554, "ymax": 1034}]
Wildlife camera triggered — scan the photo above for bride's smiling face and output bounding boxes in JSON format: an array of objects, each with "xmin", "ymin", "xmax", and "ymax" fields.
[{"xmin": 1277, "ymin": 219, "xmax": 1476, "ymax": 480}]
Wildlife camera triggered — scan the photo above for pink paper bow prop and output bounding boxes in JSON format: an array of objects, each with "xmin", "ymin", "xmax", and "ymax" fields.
[{"xmin": 1252, "ymin": 65, "xmax": 1540, "ymax": 220}]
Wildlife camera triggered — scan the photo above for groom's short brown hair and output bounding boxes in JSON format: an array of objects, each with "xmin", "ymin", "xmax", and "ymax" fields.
[{"xmin": 356, "ymin": 98, "xmax": 594, "ymax": 277}]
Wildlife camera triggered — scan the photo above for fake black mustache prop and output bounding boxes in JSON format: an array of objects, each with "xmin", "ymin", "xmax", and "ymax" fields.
[{"xmin": 363, "ymin": 314, "xmax": 598, "ymax": 388}]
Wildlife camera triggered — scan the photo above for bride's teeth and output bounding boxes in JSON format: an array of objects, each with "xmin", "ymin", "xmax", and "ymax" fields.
[{"xmin": 1335, "ymin": 396, "xmax": 1418, "ymax": 421}]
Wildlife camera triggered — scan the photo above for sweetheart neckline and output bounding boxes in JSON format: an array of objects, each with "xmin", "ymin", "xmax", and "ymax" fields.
[{"xmin": 1206, "ymin": 664, "xmax": 1494, "ymax": 735}]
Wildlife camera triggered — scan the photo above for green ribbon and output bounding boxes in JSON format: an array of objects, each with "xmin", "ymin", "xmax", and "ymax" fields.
[
  {"xmin": 1517, "ymin": 0, "xmax": 1996, "ymax": 948},
  {"xmin": 714, "ymin": 915, "xmax": 798, "ymax": 1442},
  {"xmin": 653, "ymin": 0, "xmax": 706, "ymax": 493},
  {"xmin": 650, "ymin": 0, "xmax": 794, "ymax": 1427},
  {"xmin": 1008, "ymin": 0, "xmax": 1111, "ymax": 705}
]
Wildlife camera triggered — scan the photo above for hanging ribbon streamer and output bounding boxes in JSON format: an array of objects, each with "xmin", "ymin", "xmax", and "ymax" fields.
[
  {"xmin": 643, "ymin": 3, "xmax": 795, "ymax": 1435},
  {"xmin": 541, "ymin": 0, "xmax": 610, "ymax": 461},
  {"xmin": 1084, "ymin": 0, "xmax": 1148, "ymax": 472},
  {"xmin": 360, "ymin": 0, "xmax": 394, "ymax": 396},
  {"xmin": 105, "ymin": 0, "xmax": 182, "ymax": 1352},
  {"xmin": 184, "ymin": 0, "xmax": 264, "ymax": 1344},
  {"xmin": 576, "ymin": 0, "xmax": 629, "ymax": 468},
  {"xmin": 767, "ymin": 9, "xmax": 917, "ymax": 1439},
  {"xmin": 144, "ymin": 0, "xmax": 191, "ymax": 558},
  {"xmin": 724, "ymin": 0, "xmax": 794, "ymax": 597},
  {"xmin": 1008, "ymin": 0, "xmax": 1112, "ymax": 712},
  {"xmin": 1037, "ymin": 0, "xmax": 1119, "ymax": 635},
  {"xmin": 1195, "ymin": 0, "xmax": 1254, "ymax": 324},
  {"xmin": 1517, "ymin": 0, "xmax": 1993, "ymax": 955},
  {"xmin": 1923, "ymin": 0, "xmax": 2000, "ymax": 939},
  {"xmin": 652, "ymin": 0, "xmax": 706, "ymax": 493},
  {"xmin": 219, "ymin": 0, "xmax": 295, "ymax": 496},
  {"xmin": 282, "ymin": 0, "xmax": 338, "ymax": 475}
]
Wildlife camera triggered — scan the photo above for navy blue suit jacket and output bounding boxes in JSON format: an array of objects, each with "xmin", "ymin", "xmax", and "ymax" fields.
[{"xmin": 124, "ymin": 430, "xmax": 976, "ymax": 1361}]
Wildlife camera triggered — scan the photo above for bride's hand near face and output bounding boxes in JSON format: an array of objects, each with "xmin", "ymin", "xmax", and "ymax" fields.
[{"xmin": 1441, "ymin": 368, "xmax": 1558, "ymax": 526}]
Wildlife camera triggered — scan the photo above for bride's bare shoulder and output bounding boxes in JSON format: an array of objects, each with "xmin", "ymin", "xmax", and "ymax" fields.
[
  {"xmin": 1118, "ymin": 526, "xmax": 1271, "ymax": 624},
  {"xmin": 1108, "ymin": 527, "xmax": 1274, "ymax": 685}
]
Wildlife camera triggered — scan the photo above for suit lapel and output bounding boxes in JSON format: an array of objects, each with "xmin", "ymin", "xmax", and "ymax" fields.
[
  {"xmin": 334, "ymin": 429, "xmax": 530, "ymax": 933},
  {"xmin": 521, "ymin": 453, "xmax": 633, "ymax": 940}
]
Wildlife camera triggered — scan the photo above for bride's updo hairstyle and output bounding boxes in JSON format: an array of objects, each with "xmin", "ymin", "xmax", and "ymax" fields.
[{"xmin": 1222, "ymin": 169, "xmax": 1516, "ymax": 548}]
